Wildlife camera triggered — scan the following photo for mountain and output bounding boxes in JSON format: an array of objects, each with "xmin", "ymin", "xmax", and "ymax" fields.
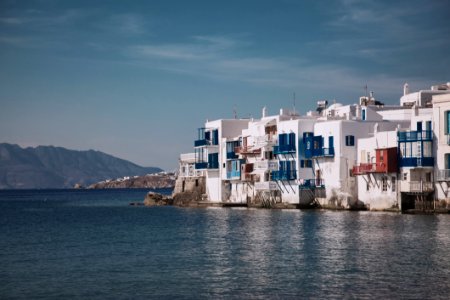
[{"xmin": 0, "ymin": 143, "xmax": 163, "ymax": 189}]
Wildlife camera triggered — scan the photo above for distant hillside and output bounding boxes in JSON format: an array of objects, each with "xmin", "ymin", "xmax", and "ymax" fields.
[{"xmin": 0, "ymin": 143, "xmax": 162, "ymax": 189}]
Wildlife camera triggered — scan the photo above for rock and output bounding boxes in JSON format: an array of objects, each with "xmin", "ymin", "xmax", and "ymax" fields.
[
  {"xmin": 143, "ymin": 192, "xmax": 171, "ymax": 206},
  {"xmin": 73, "ymin": 183, "xmax": 84, "ymax": 189}
]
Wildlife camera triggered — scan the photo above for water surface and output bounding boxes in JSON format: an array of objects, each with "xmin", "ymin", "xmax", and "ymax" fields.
[{"xmin": 1, "ymin": 189, "xmax": 449, "ymax": 299}]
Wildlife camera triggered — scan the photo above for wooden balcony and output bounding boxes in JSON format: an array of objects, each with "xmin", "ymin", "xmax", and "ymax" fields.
[{"xmin": 234, "ymin": 146, "xmax": 261, "ymax": 155}]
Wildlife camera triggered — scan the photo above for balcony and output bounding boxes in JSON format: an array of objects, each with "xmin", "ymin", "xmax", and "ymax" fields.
[
  {"xmin": 234, "ymin": 146, "xmax": 261, "ymax": 155},
  {"xmin": 305, "ymin": 147, "xmax": 335, "ymax": 158},
  {"xmin": 195, "ymin": 162, "xmax": 208, "ymax": 169},
  {"xmin": 437, "ymin": 169, "xmax": 450, "ymax": 181},
  {"xmin": 271, "ymin": 170, "xmax": 297, "ymax": 181},
  {"xmin": 401, "ymin": 181, "xmax": 434, "ymax": 193},
  {"xmin": 194, "ymin": 139, "xmax": 208, "ymax": 147},
  {"xmin": 299, "ymin": 179, "xmax": 324, "ymax": 189},
  {"xmin": 352, "ymin": 162, "xmax": 391, "ymax": 175},
  {"xmin": 226, "ymin": 170, "xmax": 241, "ymax": 180},
  {"xmin": 180, "ymin": 152, "xmax": 196, "ymax": 163},
  {"xmin": 255, "ymin": 181, "xmax": 279, "ymax": 191},
  {"xmin": 398, "ymin": 130, "xmax": 432, "ymax": 142},
  {"xmin": 273, "ymin": 144, "xmax": 296, "ymax": 155},
  {"xmin": 254, "ymin": 135, "xmax": 277, "ymax": 147},
  {"xmin": 253, "ymin": 160, "xmax": 278, "ymax": 171},
  {"xmin": 399, "ymin": 157, "xmax": 434, "ymax": 168}
]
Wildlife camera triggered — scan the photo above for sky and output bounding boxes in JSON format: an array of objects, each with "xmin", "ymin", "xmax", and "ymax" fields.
[{"xmin": 0, "ymin": 0, "xmax": 449, "ymax": 170}]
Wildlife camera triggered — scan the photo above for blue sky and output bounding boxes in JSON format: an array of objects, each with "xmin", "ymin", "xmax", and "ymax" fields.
[{"xmin": 0, "ymin": 0, "xmax": 449, "ymax": 170}]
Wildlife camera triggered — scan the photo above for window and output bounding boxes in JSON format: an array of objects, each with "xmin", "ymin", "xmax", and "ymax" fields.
[
  {"xmin": 426, "ymin": 172, "xmax": 431, "ymax": 182},
  {"xmin": 403, "ymin": 173, "xmax": 407, "ymax": 180},
  {"xmin": 300, "ymin": 159, "xmax": 312, "ymax": 168},
  {"xmin": 382, "ymin": 177, "xmax": 387, "ymax": 192},
  {"xmin": 366, "ymin": 182, "xmax": 370, "ymax": 191},
  {"xmin": 345, "ymin": 135, "xmax": 355, "ymax": 146},
  {"xmin": 392, "ymin": 176, "xmax": 396, "ymax": 192},
  {"xmin": 446, "ymin": 111, "xmax": 450, "ymax": 134},
  {"xmin": 264, "ymin": 151, "xmax": 274, "ymax": 160},
  {"xmin": 362, "ymin": 109, "xmax": 366, "ymax": 121}
]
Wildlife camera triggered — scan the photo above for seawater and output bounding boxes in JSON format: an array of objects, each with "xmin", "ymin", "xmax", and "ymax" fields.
[{"xmin": 1, "ymin": 189, "xmax": 450, "ymax": 299}]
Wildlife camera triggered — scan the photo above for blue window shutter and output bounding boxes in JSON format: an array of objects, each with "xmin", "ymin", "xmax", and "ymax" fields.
[
  {"xmin": 447, "ymin": 111, "xmax": 450, "ymax": 134},
  {"xmin": 350, "ymin": 136, "xmax": 354, "ymax": 146},
  {"xmin": 301, "ymin": 160, "xmax": 304, "ymax": 168}
]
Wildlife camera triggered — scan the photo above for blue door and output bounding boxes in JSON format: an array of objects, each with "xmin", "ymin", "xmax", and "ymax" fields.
[{"xmin": 417, "ymin": 121, "xmax": 422, "ymax": 132}]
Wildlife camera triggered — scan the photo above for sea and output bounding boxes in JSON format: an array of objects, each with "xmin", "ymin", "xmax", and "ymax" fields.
[{"xmin": 1, "ymin": 189, "xmax": 450, "ymax": 299}]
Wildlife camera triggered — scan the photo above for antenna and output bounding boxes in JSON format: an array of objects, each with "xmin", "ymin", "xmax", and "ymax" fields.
[
  {"xmin": 293, "ymin": 92, "xmax": 296, "ymax": 114},
  {"xmin": 364, "ymin": 84, "xmax": 368, "ymax": 99}
]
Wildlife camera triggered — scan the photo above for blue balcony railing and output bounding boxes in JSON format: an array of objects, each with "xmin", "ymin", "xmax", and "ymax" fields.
[
  {"xmin": 305, "ymin": 147, "xmax": 335, "ymax": 158},
  {"xmin": 273, "ymin": 144, "xmax": 296, "ymax": 155},
  {"xmin": 226, "ymin": 170, "xmax": 241, "ymax": 179},
  {"xmin": 299, "ymin": 179, "xmax": 325, "ymax": 189},
  {"xmin": 271, "ymin": 170, "xmax": 297, "ymax": 181},
  {"xmin": 398, "ymin": 130, "xmax": 432, "ymax": 142},
  {"xmin": 195, "ymin": 162, "xmax": 208, "ymax": 169},
  {"xmin": 194, "ymin": 139, "xmax": 208, "ymax": 147},
  {"xmin": 399, "ymin": 157, "xmax": 434, "ymax": 168}
]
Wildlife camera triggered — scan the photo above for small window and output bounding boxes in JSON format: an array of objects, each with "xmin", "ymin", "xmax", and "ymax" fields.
[
  {"xmin": 300, "ymin": 160, "xmax": 312, "ymax": 168},
  {"xmin": 403, "ymin": 173, "xmax": 407, "ymax": 180},
  {"xmin": 392, "ymin": 176, "xmax": 396, "ymax": 192},
  {"xmin": 345, "ymin": 135, "xmax": 355, "ymax": 146},
  {"xmin": 264, "ymin": 151, "xmax": 274, "ymax": 160},
  {"xmin": 382, "ymin": 177, "xmax": 387, "ymax": 192},
  {"xmin": 366, "ymin": 181, "xmax": 370, "ymax": 191},
  {"xmin": 195, "ymin": 179, "xmax": 199, "ymax": 187}
]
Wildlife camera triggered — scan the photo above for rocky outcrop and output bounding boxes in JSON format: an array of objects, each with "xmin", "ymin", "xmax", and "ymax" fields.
[{"xmin": 143, "ymin": 192, "xmax": 172, "ymax": 206}]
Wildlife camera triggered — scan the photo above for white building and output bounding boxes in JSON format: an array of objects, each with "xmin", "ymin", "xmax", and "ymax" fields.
[{"xmin": 175, "ymin": 82, "xmax": 450, "ymax": 211}]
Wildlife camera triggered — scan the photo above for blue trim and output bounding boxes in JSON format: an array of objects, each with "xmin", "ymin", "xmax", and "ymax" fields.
[
  {"xmin": 399, "ymin": 157, "xmax": 434, "ymax": 167},
  {"xmin": 195, "ymin": 162, "xmax": 208, "ymax": 169},
  {"xmin": 271, "ymin": 170, "xmax": 297, "ymax": 181},
  {"xmin": 397, "ymin": 130, "xmax": 432, "ymax": 141}
]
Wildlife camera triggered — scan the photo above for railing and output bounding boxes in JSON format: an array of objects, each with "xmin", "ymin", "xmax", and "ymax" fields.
[
  {"xmin": 406, "ymin": 181, "xmax": 434, "ymax": 193},
  {"xmin": 271, "ymin": 170, "xmax": 297, "ymax": 181},
  {"xmin": 352, "ymin": 163, "xmax": 375, "ymax": 175},
  {"xmin": 398, "ymin": 130, "xmax": 432, "ymax": 142},
  {"xmin": 399, "ymin": 157, "xmax": 434, "ymax": 167},
  {"xmin": 253, "ymin": 160, "xmax": 278, "ymax": 171},
  {"xmin": 352, "ymin": 162, "xmax": 389, "ymax": 175},
  {"xmin": 299, "ymin": 179, "xmax": 324, "ymax": 189},
  {"xmin": 308, "ymin": 147, "xmax": 335, "ymax": 158},
  {"xmin": 234, "ymin": 146, "xmax": 261, "ymax": 155},
  {"xmin": 194, "ymin": 139, "xmax": 208, "ymax": 147},
  {"xmin": 226, "ymin": 170, "xmax": 241, "ymax": 179},
  {"xmin": 195, "ymin": 162, "xmax": 208, "ymax": 169},
  {"xmin": 180, "ymin": 169, "xmax": 205, "ymax": 178},
  {"xmin": 437, "ymin": 169, "xmax": 450, "ymax": 181},
  {"xmin": 255, "ymin": 181, "xmax": 279, "ymax": 191},
  {"xmin": 273, "ymin": 144, "xmax": 296, "ymax": 154},
  {"xmin": 180, "ymin": 153, "xmax": 196, "ymax": 163},
  {"xmin": 255, "ymin": 135, "xmax": 277, "ymax": 147}
]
